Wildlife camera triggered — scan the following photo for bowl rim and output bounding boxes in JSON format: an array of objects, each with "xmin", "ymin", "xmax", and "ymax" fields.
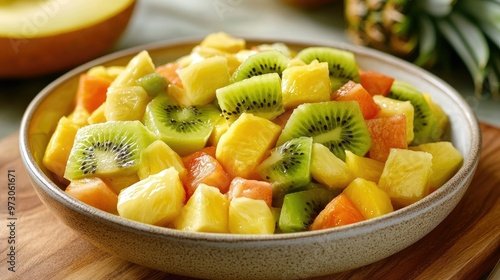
[{"xmin": 19, "ymin": 35, "xmax": 482, "ymax": 244}]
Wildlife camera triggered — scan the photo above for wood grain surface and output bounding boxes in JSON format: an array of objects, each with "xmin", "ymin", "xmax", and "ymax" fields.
[{"xmin": 1, "ymin": 123, "xmax": 499, "ymax": 280}]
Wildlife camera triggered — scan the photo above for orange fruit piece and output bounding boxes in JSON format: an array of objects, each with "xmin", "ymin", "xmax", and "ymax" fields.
[
  {"xmin": 366, "ymin": 114, "xmax": 408, "ymax": 162},
  {"xmin": 65, "ymin": 177, "xmax": 118, "ymax": 214},
  {"xmin": 359, "ymin": 70, "xmax": 394, "ymax": 96},
  {"xmin": 74, "ymin": 73, "xmax": 111, "ymax": 113},
  {"xmin": 333, "ymin": 80, "xmax": 381, "ymax": 119},
  {"xmin": 182, "ymin": 147, "xmax": 231, "ymax": 200},
  {"xmin": 309, "ymin": 193, "xmax": 365, "ymax": 230},
  {"xmin": 227, "ymin": 177, "xmax": 273, "ymax": 207},
  {"xmin": 156, "ymin": 62, "xmax": 183, "ymax": 88}
]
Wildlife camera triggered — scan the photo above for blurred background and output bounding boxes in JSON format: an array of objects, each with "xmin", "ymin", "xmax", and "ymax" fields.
[{"xmin": 1, "ymin": 0, "xmax": 499, "ymax": 139}]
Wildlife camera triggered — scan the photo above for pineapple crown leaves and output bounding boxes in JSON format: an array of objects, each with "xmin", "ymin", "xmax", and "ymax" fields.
[{"xmin": 345, "ymin": 0, "xmax": 500, "ymax": 98}]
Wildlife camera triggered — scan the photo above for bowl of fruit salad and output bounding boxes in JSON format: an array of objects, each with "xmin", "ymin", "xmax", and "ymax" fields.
[{"xmin": 20, "ymin": 32, "xmax": 481, "ymax": 279}]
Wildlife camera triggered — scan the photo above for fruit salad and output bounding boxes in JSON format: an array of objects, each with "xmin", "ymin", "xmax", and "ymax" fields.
[{"xmin": 42, "ymin": 32, "xmax": 464, "ymax": 234}]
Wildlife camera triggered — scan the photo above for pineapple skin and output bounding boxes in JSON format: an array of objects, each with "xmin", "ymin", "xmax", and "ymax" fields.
[{"xmin": 345, "ymin": 0, "xmax": 418, "ymax": 58}]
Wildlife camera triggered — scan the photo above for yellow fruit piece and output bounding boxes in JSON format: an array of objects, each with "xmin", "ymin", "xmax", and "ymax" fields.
[
  {"xmin": 310, "ymin": 143, "xmax": 354, "ymax": 189},
  {"xmin": 0, "ymin": 0, "xmax": 135, "ymax": 78},
  {"xmin": 104, "ymin": 86, "xmax": 150, "ymax": 121},
  {"xmin": 200, "ymin": 32, "xmax": 246, "ymax": 53},
  {"xmin": 103, "ymin": 173, "xmax": 139, "ymax": 194},
  {"xmin": 174, "ymin": 184, "xmax": 229, "ymax": 233},
  {"xmin": 216, "ymin": 113, "xmax": 282, "ymax": 178},
  {"xmin": 68, "ymin": 106, "xmax": 90, "ymax": 127},
  {"xmin": 117, "ymin": 167, "xmax": 185, "ymax": 226},
  {"xmin": 373, "ymin": 95, "xmax": 415, "ymax": 144},
  {"xmin": 138, "ymin": 140, "xmax": 187, "ymax": 181},
  {"xmin": 281, "ymin": 60, "xmax": 331, "ymax": 109},
  {"xmin": 345, "ymin": 150, "xmax": 385, "ymax": 183},
  {"xmin": 178, "ymin": 55, "xmax": 231, "ymax": 106},
  {"xmin": 343, "ymin": 178, "xmax": 393, "ymax": 219},
  {"xmin": 87, "ymin": 103, "xmax": 107, "ymax": 124},
  {"xmin": 190, "ymin": 45, "xmax": 242, "ymax": 75},
  {"xmin": 42, "ymin": 116, "xmax": 83, "ymax": 179},
  {"xmin": 207, "ymin": 115, "xmax": 229, "ymax": 147},
  {"xmin": 409, "ymin": 141, "xmax": 463, "ymax": 190},
  {"xmin": 228, "ymin": 197, "xmax": 275, "ymax": 234},
  {"xmin": 110, "ymin": 50, "xmax": 156, "ymax": 88},
  {"xmin": 87, "ymin": 65, "xmax": 125, "ymax": 82},
  {"xmin": 378, "ymin": 148, "xmax": 433, "ymax": 208},
  {"xmin": 166, "ymin": 83, "xmax": 190, "ymax": 107}
]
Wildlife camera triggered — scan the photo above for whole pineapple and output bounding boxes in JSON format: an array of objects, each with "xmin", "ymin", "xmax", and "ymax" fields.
[{"xmin": 344, "ymin": 0, "xmax": 500, "ymax": 97}]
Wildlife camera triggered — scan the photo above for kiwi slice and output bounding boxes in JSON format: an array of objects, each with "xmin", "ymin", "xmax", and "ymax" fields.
[
  {"xmin": 388, "ymin": 80, "xmax": 437, "ymax": 145},
  {"xmin": 256, "ymin": 137, "xmax": 313, "ymax": 198},
  {"xmin": 143, "ymin": 93, "xmax": 221, "ymax": 156},
  {"xmin": 230, "ymin": 49, "xmax": 289, "ymax": 82},
  {"xmin": 295, "ymin": 46, "xmax": 360, "ymax": 91},
  {"xmin": 216, "ymin": 73, "xmax": 285, "ymax": 122},
  {"xmin": 277, "ymin": 101, "xmax": 371, "ymax": 161},
  {"xmin": 64, "ymin": 120, "xmax": 154, "ymax": 180},
  {"xmin": 278, "ymin": 187, "xmax": 335, "ymax": 233}
]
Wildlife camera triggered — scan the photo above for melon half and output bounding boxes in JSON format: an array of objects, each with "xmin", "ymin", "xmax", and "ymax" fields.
[{"xmin": 0, "ymin": 0, "xmax": 136, "ymax": 78}]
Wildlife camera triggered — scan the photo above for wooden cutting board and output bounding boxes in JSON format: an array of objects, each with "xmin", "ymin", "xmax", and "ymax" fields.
[{"xmin": 1, "ymin": 123, "xmax": 499, "ymax": 280}]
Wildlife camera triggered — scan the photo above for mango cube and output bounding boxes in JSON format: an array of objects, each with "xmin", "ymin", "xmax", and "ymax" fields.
[{"xmin": 343, "ymin": 178, "xmax": 393, "ymax": 219}]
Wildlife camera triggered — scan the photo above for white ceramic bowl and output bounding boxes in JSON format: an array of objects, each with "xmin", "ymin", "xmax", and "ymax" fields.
[{"xmin": 19, "ymin": 37, "xmax": 481, "ymax": 280}]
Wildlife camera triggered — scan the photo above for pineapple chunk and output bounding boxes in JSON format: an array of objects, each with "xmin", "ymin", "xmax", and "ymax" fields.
[
  {"xmin": 87, "ymin": 102, "xmax": 107, "ymax": 124},
  {"xmin": 281, "ymin": 60, "xmax": 331, "ymax": 109},
  {"xmin": 137, "ymin": 140, "xmax": 186, "ymax": 181},
  {"xmin": 207, "ymin": 115, "xmax": 229, "ymax": 147},
  {"xmin": 166, "ymin": 83, "xmax": 190, "ymax": 107},
  {"xmin": 178, "ymin": 55, "xmax": 231, "ymax": 105},
  {"xmin": 228, "ymin": 197, "xmax": 275, "ymax": 234},
  {"xmin": 373, "ymin": 95, "xmax": 415, "ymax": 144},
  {"xmin": 345, "ymin": 150, "xmax": 385, "ymax": 183},
  {"xmin": 378, "ymin": 148, "xmax": 433, "ymax": 208},
  {"xmin": 310, "ymin": 143, "xmax": 354, "ymax": 189},
  {"xmin": 343, "ymin": 178, "xmax": 393, "ymax": 219},
  {"xmin": 200, "ymin": 32, "xmax": 246, "ymax": 53},
  {"xmin": 189, "ymin": 45, "xmax": 242, "ymax": 75},
  {"xmin": 43, "ymin": 116, "xmax": 83, "ymax": 180},
  {"xmin": 87, "ymin": 65, "xmax": 125, "ymax": 82},
  {"xmin": 173, "ymin": 184, "xmax": 229, "ymax": 233},
  {"xmin": 104, "ymin": 86, "xmax": 150, "ymax": 121},
  {"xmin": 110, "ymin": 50, "xmax": 155, "ymax": 88},
  {"xmin": 117, "ymin": 167, "xmax": 185, "ymax": 226},
  {"xmin": 409, "ymin": 141, "xmax": 463, "ymax": 190},
  {"xmin": 68, "ymin": 106, "xmax": 90, "ymax": 127},
  {"xmin": 216, "ymin": 113, "xmax": 281, "ymax": 178}
]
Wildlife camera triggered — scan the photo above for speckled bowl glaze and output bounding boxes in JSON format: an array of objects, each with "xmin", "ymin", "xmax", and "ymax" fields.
[{"xmin": 19, "ymin": 36, "xmax": 481, "ymax": 280}]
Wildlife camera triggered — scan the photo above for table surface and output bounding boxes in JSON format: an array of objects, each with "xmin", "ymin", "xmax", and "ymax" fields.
[{"xmin": 1, "ymin": 0, "xmax": 499, "ymax": 279}]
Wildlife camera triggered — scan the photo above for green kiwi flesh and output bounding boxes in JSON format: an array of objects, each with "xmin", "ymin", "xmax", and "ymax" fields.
[
  {"xmin": 295, "ymin": 47, "xmax": 360, "ymax": 91},
  {"xmin": 230, "ymin": 49, "xmax": 289, "ymax": 82},
  {"xmin": 216, "ymin": 73, "xmax": 285, "ymax": 122},
  {"xmin": 64, "ymin": 120, "xmax": 153, "ymax": 180},
  {"xmin": 136, "ymin": 72, "xmax": 167, "ymax": 98},
  {"xmin": 277, "ymin": 101, "xmax": 371, "ymax": 161},
  {"xmin": 256, "ymin": 136, "xmax": 313, "ymax": 198},
  {"xmin": 278, "ymin": 187, "xmax": 336, "ymax": 233},
  {"xmin": 143, "ymin": 93, "xmax": 221, "ymax": 156},
  {"xmin": 388, "ymin": 80, "xmax": 437, "ymax": 145}
]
